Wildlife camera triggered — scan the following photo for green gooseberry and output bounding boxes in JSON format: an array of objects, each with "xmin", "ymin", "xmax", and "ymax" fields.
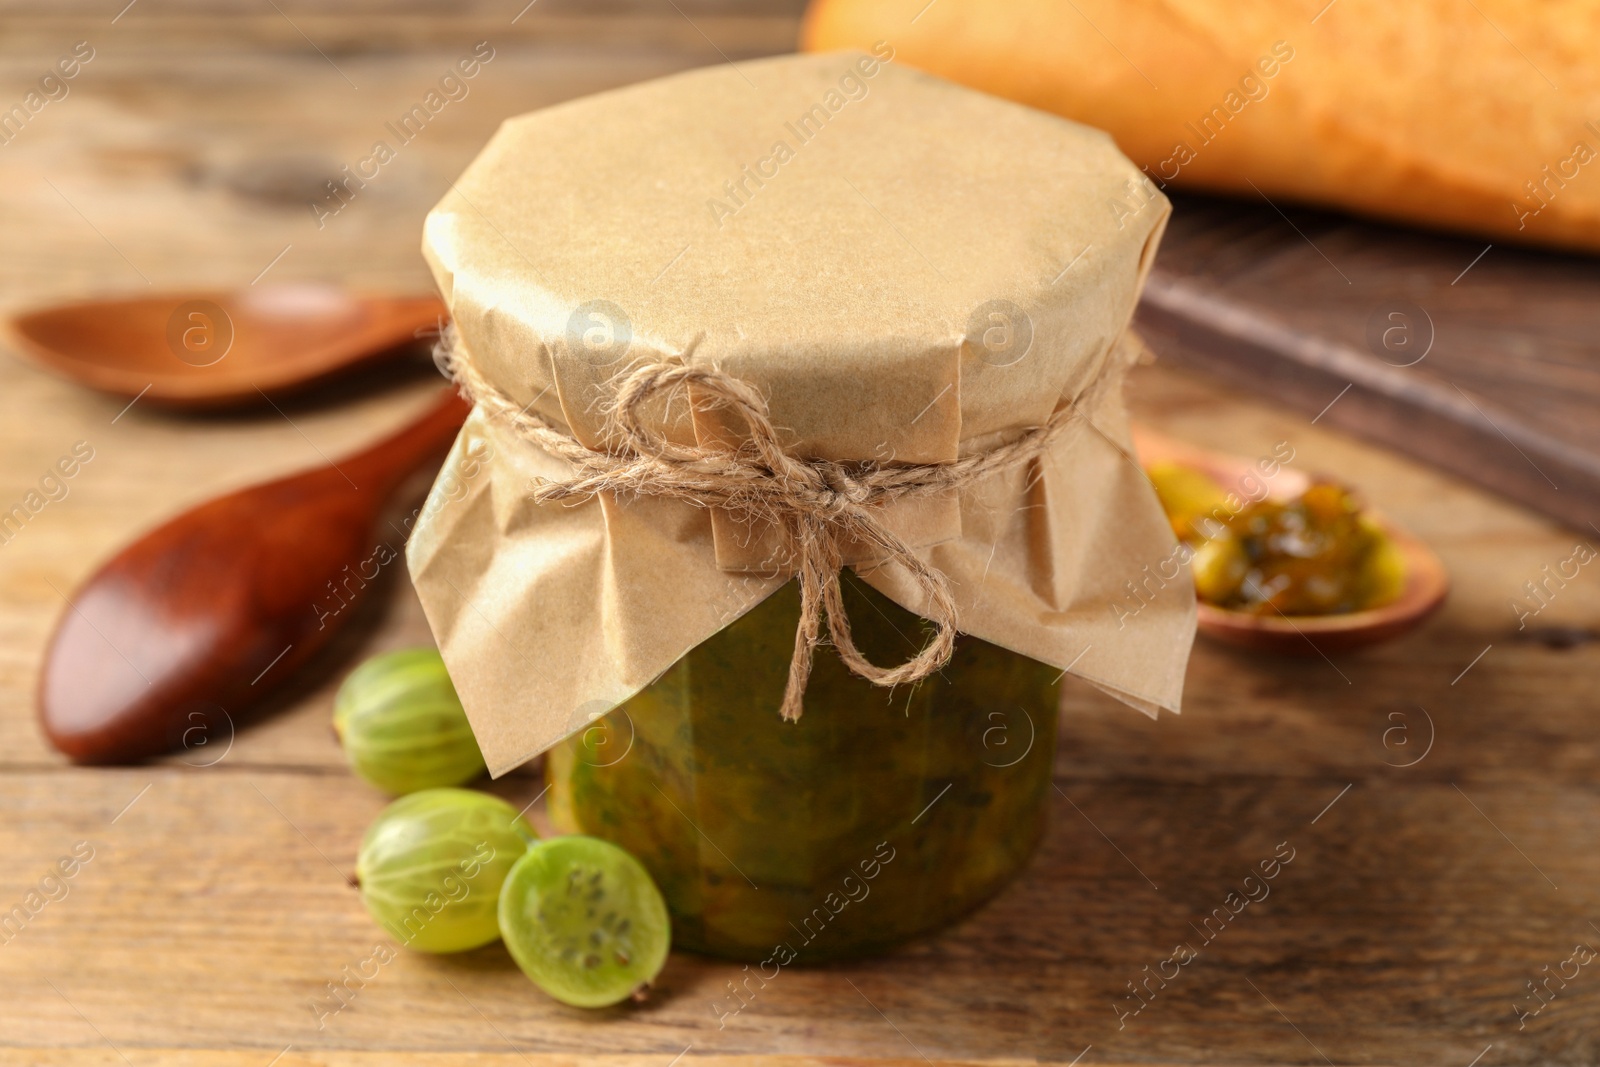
[
  {"xmin": 498, "ymin": 835, "xmax": 671, "ymax": 1008},
  {"xmin": 334, "ymin": 648, "xmax": 486, "ymax": 795},
  {"xmin": 357, "ymin": 787, "xmax": 537, "ymax": 953}
]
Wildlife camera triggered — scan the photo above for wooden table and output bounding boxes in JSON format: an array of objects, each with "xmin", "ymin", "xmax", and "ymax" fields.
[{"xmin": 2, "ymin": 3, "xmax": 1596, "ymax": 1064}]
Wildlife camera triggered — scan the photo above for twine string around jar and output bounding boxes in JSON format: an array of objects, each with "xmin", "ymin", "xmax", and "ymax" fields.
[{"xmin": 443, "ymin": 335, "xmax": 1086, "ymax": 722}]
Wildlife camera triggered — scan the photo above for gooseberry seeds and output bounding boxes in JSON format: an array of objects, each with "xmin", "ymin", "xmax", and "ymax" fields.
[{"xmin": 498, "ymin": 835, "xmax": 670, "ymax": 1007}]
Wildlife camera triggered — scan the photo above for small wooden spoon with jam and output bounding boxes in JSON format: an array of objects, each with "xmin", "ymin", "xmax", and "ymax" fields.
[
  {"xmin": 1132, "ymin": 427, "xmax": 1448, "ymax": 653},
  {"xmin": 7, "ymin": 285, "xmax": 445, "ymax": 408}
]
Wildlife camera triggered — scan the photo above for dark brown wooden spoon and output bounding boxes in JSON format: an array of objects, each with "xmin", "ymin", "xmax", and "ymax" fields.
[
  {"xmin": 7, "ymin": 285, "xmax": 445, "ymax": 408},
  {"xmin": 39, "ymin": 388, "xmax": 470, "ymax": 763}
]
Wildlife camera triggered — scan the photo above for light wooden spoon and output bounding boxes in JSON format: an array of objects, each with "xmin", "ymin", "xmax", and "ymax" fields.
[
  {"xmin": 1132, "ymin": 426, "xmax": 1449, "ymax": 653},
  {"xmin": 7, "ymin": 285, "xmax": 445, "ymax": 408}
]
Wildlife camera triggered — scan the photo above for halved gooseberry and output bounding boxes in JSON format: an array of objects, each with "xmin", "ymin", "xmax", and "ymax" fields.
[{"xmin": 497, "ymin": 835, "xmax": 670, "ymax": 1008}]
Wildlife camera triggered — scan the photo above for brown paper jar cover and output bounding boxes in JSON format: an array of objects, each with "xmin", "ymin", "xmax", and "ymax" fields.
[{"xmin": 408, "ymin": 49, "xmax": 1196, "ymax": 776}]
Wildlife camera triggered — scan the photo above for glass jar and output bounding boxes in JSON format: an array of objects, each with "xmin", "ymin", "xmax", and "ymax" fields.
[{"xmin": 546, "ymin": 571, "xmax": 1059, "ymax": 962}]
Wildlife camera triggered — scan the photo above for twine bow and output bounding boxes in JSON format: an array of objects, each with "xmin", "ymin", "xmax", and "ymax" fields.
[{"xmin": 446, "ymin": 339, "xmax": 1082, "ymax": 721}]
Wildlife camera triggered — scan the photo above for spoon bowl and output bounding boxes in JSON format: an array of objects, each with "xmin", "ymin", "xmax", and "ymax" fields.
[
  {"xmin": 7, "ymin": 285, "xmax": 445, "ymax": 408},
  {"xmin": 1132, "ymin": 426, "xmax": 1449, "ymax": 653}
]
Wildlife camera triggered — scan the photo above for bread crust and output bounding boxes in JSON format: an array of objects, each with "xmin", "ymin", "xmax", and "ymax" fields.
[{"xmin": 802, "ymin": 0, "xmax": 1600, "ymax": 253}]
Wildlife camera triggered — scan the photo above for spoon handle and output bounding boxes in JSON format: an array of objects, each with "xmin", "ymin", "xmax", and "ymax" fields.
[{"xmin": 343, "ymin": 389, "xmax": 473, "ymax": 496}]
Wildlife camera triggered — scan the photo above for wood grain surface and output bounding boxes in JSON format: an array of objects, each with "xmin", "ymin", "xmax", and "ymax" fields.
[{"xmin": 1, "ymin": 3, "xmax": 1597, "ymax": 1066}]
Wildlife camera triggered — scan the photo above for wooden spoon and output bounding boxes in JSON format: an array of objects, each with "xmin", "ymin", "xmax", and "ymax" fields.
[
  {"xmin": 1131, "ymin": 426, "xmax": 1449, "ymax": 653},
  {"xmin": 38, "ymin": 388, "xmax": 470, "ymax": 764},
  {"xmin": 7, "ymin": 285, "xmax": 445, "ymax": 408}
]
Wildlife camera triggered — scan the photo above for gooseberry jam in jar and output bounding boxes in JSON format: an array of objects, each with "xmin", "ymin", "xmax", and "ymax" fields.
[
  {"xmin": 412, "ymin": 52, "xmax": 1196, "ymax": 966},
  {"xmin": 547, "ymin": 572, "xmax": 1059, "ymax": 961}
]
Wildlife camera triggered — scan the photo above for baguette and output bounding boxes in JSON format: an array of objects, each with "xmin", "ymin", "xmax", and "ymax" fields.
[{"xmin": 802, "ymin": 0, "xmax": 1600, "ymax": 253}]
